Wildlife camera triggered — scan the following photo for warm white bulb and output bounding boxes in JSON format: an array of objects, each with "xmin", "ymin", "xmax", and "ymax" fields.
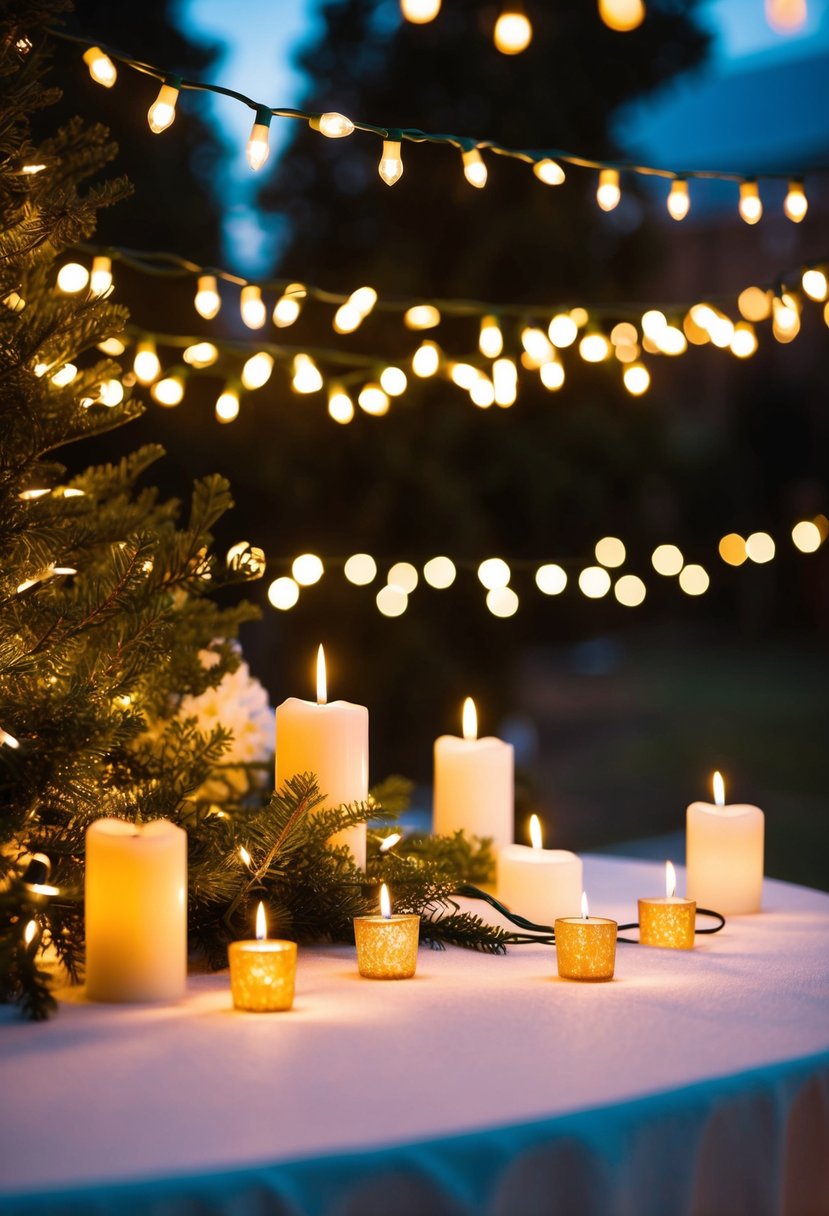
[
  {"xmin": 240, "ymin": 285, "xmax": 266, "ymax": 329},
  {"xmin": 401, "ymin": 0, "xmax": 441, "ymax": 22},
  {"xmin": 533, "ymin": 158, "xmax": 565, "ymax": 186},
  {"xmin": 183, "ymin": 341, "xmax": 218, "ymax": 368},
  {"xmin": 521, "ymin": 326, "xmax": 554, "ymax": 365},
  {"xmin": 314, "ymin": 112, "xmax": 355, "ymax": 139},
  {"xmin": 148, "ymin": 83, "xmax": 179, "ymax": 134},
  {"xmin": 404, "ymin": 304, "xmax": 441, "ymax": 330},
  {"xmin": 358, "ymin": 384, "xmax": 390, "ymax": 415},
  {"xmin": 548, "ymin": 313, "xmax": 578, "ymax": 348},
  {"xmin": 98, "ymin": 378, "xmax": 124, "ymax": 407},
  {"xmin": 623, "ymin": 362, "xmax": 650, "ymax": 395},
  {"xmin": 379, "ymin": 139, "xmax": 403, "ymax": 186},
  {"xmin": 579, "ymin": 333, "xmax": 611, "ymax": 362},
  {"xmin": 56, "ymin": 262, "xmax": 89, "ymax": 294},
  {"xmin": 380, "ymin": 366, "xmax": 407, "ymax": 396},
  {"xmin": 494, "ymin": 10, "xmax": 533, "ymax": 54},
  {"xmin": 241, "ymin": 351, "xmax": 274, "ymax": 390},
  {"xmin": 412, "ymin": 341, "xmax": 440, "ymax": 377},
  {"xmin": 597, "ymin": 168, "xmax": 621, "ymax": 211},
  {"xmin": 50, "ymin": 363, "xmax": 77, "ymax": 387},
  {"xmin": 667, "ymin": 179, "xmax": 690, "ymax": 221},
  {"xmin": 784, "ymin": 180, "xmax": 808, "ymax": 223},
  {"xmin": 90, "ymin": 255, "xmax": 113, "ymax": 296},
  {"xmin": 598, "ymin": 0, "xmax": 645, "ymax": 31},
  {"xmin": 133, "ymin": 341, "xmax": 160, "ymax": 384},
  {"xmin": 273, "ymin": 284, "xmax": 305, "ymax": 327},
  {"xmin": 292, "ymin": 354, "xmax": 323, "ymax": 394},
  {"xmin": 479, "ymin": 315, "xmax": 503, "ymax": 358},
  {"xmin": 463, "ymin": 148, "xmax": 487, "ymax": 188},
  {"xmin": 246, "ymin": 121, "xmax": 271, "ymax": 171},
  {"xmin": 215, "ymin": 388, "xmax": 239, "ymax": 422},
  {"xmin": 730, "ymin": 323, "xmax": 758, "ymax": 359},
  {"xmin": 739, "ymin": 181, "xmax": 763, "ymax": 225},
  {"xmin": 328, "ymin": 386, "xmax": 355, "ymax": 424},
  {"xmin": 194, "ymin": 274, "xmax": 220, "ymax": 319},
  {"xmin": 802, "ymin": 269, "xmax": 827, "ymax": 301},
  {"xmin": 539, "ymin": 360, "xmax": 565, "ymax": 390},
  {"xmin": 83, "ymin": 46, "xmax": 117, "ymax": 87},
  {"xmin": 151, "ymin": 376, "xmax": 184, "ymax": 407},
  {"xmin": 492, "ymin": 358, "xmax": 517, "ymax": 406}
]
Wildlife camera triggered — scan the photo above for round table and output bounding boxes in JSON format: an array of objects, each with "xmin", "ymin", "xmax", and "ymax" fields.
[{"xmin": 1, "ymin": 855, "xmax": 827, "ymax": 1215}]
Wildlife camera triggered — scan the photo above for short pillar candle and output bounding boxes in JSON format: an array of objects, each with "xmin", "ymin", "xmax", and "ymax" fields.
[
  {"xmin": 686, "ymin": 770, "xmax": 764, "ymax": 914},
  {"xmin": 85, "ymin": 817, "xmax": 187, "ymax": 1003},
  {"xmin": 498, "ymin": 814, "xmax": 582, "ymax": 925},
  {"xmin": 354, "ymin": 883, "xmax": 420, "ymax": 979},
  {"xmin": 228, "ymin": 902, "xmax": 297, "ymax": 1012},
  {"xmin": 555, "ymin": 892, "xmax": 617, "ymax": 982},
  {"xmin": 638, "ymin": 861, "xmax": 696, "ymax": 949}
]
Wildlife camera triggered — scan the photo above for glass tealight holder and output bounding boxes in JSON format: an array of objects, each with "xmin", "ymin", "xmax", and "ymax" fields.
[
  {"xmin": 638, "ymin": 897, "xmax": 696, "ymax": 949},
  {"xmin": 228, "ymin": 939, "xmax": 297, "ymax": 1011},
  {"xmin": 555, "ymin": 915, "xmax": 617, "ymax": 982},
  {"xmin": 353, "ymin": 914, "xmax": 420, "ymax": 979}
]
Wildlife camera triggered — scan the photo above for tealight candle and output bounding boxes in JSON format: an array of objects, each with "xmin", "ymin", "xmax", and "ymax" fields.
[
  {"xmin": 433, "ymin": 697, "xmax": 514, "ymax": 849},
  {"xmin": 555, "ymin": 892, "xmax": 617, "ymax": 982},
  {"xmin": 276, "ymin": 645, "xmax": 369, "ymax": 869},
  {"xmin": 85, "ymin": 817, "xmax": 186, "ymax": 1003},
  {"xmin": 498, "ymin": 814, "xmax": 582, "ymax": 924},
  {"xmin": 639, "ymin": 861, "xmax": 696, "ymax": 949},
  {"xmin": 353, "ymin": 883, "xmax": 420, "ymax": 979},
  {"xmin": 228, "ymin": 902, "xmax": 297, "ymax": 1012},
  {"xmin": 686, "ymin": 770, "xmax": 764, "ymax": 914}
]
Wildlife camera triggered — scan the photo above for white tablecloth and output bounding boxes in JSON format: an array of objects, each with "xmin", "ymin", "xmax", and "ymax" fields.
[{"xmin": 1, "ymin": 855, "xmax": 828, "ymax": 1215}]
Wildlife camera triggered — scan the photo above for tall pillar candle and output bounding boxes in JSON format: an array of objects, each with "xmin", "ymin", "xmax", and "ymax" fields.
[
  {"xmin": 275, "ymin": 646, "xmax": 368, "ymax": 869},
  {"xmin": 85, "ymin": 818, "xmax": 187, "ymax": 1003},
  {"xmin": 433, "ymin": 698, "xmax": 513, "ymax": 849},
  {"xmin": 686, "ymin": 771, "xmax": 764, "ymax": 914},
  {"xmin": 498, "ymin": 814, "xmax": 582, "ymax": 924}
]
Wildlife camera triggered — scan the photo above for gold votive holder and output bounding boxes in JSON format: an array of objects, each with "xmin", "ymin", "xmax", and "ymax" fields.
[
  {"xmin": 228, "ymin": 939, "xmax": 297, "ymax": 1011},
  {"xmin": 555, "ymin": 916, "xmax": 617, "ymax": 981},
  {"xmin": 353, "ymin": 914, "xmax": 420, "ymax": 979},
  {"xmin": 638, "ymin": 897, "xmax": 696, "ymax": 949}
]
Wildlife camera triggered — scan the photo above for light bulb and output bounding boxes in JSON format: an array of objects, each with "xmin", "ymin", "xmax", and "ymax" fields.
[
  {"xmin": 240, "ymin": 284, "xmax": 266, "ymax": 329},
  {"xmin": 292, "ymin": 354, "xmax": 323, "ymax": 393},
  {"xmin": 273, "ymin": 284, "xmax": 305, "ymax": 327},
  {"xmin": 462, "ymin": 148, "xmax": 487, "ymax": 188},
  {"xmin": 310, "ymin": 112, "xmax": 355, "ymax": 139},
  {"xmin": 90, "ymin": 255, "xmax": 112, "ymax": 296},
  {"xmin": 667, "ymin": 179, "xmax": 690, "ymax": 221},
  {"xmin": 82, "ymin": 46, "xmax": 117, "ymax": 88},
  {"xmin": 492, "ymin": 358, "xmax": 517, "ymax": 407},
  {"xmin": 335, "ymin": 286, "xmax": 377, "ymax": 332},
  {"xmin": 358, "ymin": 384, "xmax": 390, "ymax": 415},
  {"xmin": 739, "ymin": 181, "xmax": 762, "ymax": 225},
  {"xmin": 623, "ymin": 362, "xmax": 650, "ymax": 395},
  {"xmin": 730, "ymin": 323, "xmax": 758, "ymax": 359},
  {"xmin": 147, "ymin": 81, "xmax": 180, "ymax": 134},
  {"xmin": 802, "ymin": 269, "xmax": 827, "ymax": 301},
  {"xmin": 598, "ymin": 0, "xmax": 645, "ymax": 31},
  {"xmin": 215, "ymin": 387, "xmax": 240, "ymax": 422},
  {"xmin": 151, "ymin": 375, "xmax": 184, "ymax": 406},
  {"xmin": 450, "ymin": 362, "xmax": 480, "ymax": 389},
  {"xmin": 133, "ymin": 341, "xmax": 160, "ymax": 384},
  {"xmin": 479, "ymin": 315, "xmax": 503, "ymax": 358},
  {"xmin": 50, "ymin": 363, "xmax": 77, "ymax": 387},
  {"xmin": 183, "ymin": 341, "xmax": 218, "ymax": 368},
  {"xmin": 548, "ymin": 313, "xmax": 578, "ymax": 347},
  {"xmin": 470, "ymin": 376, "xmax": 495, "ymax": 407},
  {"xmin": 380, "ymin": 366, "xmax": 407, "ymax": 396},
  {"xmin": 784, "ymin": 179, "xmax": 808, "ymax": 223},
  {"xmin": 328, "ymin": 386, "xmax": 355, "ymax": 424},
  {"xmin": 597, "ymin": 168, "xmax": 620, "ymax": 211},
  {"xmin": 539, "ymin": 359, "xmax": 565, "ymax": 390},
  {"xmin": 404, "ymin": 304, "xmax": 441, "ymax": 329},
  {"xmin": 401, "ymin": 0, "xmax": 441, "ymax": 22},
  {"xmin": 194, "ymin": 274, "xmax": 220, "ymax": 319},
  {"xmin": 533, "ymin": 158, "xmax": 565, "ymax": 186},
  {"xmin": 412, "ymin": 340, "xmax": 440, "ymax": 377},
  {"xmin": 494, "ymin": 8, "xmax": 533, "ymax": 55},
  {"xmin": 56, "ymin": 262, "xmax": 89, "ymax": 293},
  {"xmin": 98, "ymin": 378, "xmax": 124, "ymax": 406},
  {"xmin": 246, "ymin": 110, "xmax": 272, "ymax": 171},
  {"xmin": 579, "ymin": 333, "xmax": 611, "ymax": 362},
  {"xmin": 379, "ymin": 139, "xmax": 403, "ymax": 186},
  {"xmin": 521, "ymin": 326, "xmax": 554, "ymax": 364},
  {"xmin": 241, "ymin": 351, "xmax": 274, "ymax": 390}
]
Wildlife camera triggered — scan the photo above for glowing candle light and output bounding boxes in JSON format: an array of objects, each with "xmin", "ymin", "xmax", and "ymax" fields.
[
  {"xmin": 686, "ymin": 771, "xmax": 764, "ymax": 914},
  {"xmin": 638, "ymin": 860, "xmax": 696, "ymax": 949},
  {"xmin": 433, "ymin": 697, "xmax": 514, "ymax": 850},
  {"xmin": 555, "ymin": 891, "xmax": 617, "ymax": 981},
  {"xmin": 498, "ymin": 814, "xmax": 583, "ymax": 924},
  {"xmin": 228, "ymin": 901, "xmax": 297, "ymax": 1012},
  {"xmin": 353, "ymin": 883, "xmax": 420, "ymax": 978}
]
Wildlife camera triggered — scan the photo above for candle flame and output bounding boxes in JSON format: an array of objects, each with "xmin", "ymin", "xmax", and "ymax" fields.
[
  {"xmin": 23, "ymin": 919, "xmax": 37, "ymax": 946},
  {"xmin": 380, "ymin": 882, "xmax": 392, "ymax": 918},
  {"xmin": 462, "ymin": 696, "xmax": 477, "ymax": 741},
  {"xmin": 712, "ymin": 770, "xmax": 725, "ymax": 807},
  {"xmin": 581, "ymin": 891, "xmax": 589, "ymax": 920},
  {"xmin": 529, "ymin": 814, "xmax": 543, "ymax": 850},
  {"xmin": 666, "ymin": 860, "xmax": 677, "ymax": 899},
  {"xmin": 255, "ymin": 901, "xmax": 267, "ymax": 941},
  {"xmin": 239, "ymin": 845, "xmax": 252, "ymax": 869},
  {"xmin": 379, "ymin": 832, "xmax": 402, "ymax": 854},
  {"xmin": 316, "ymin": 644, "xmax": 327, "ymax": 705}
]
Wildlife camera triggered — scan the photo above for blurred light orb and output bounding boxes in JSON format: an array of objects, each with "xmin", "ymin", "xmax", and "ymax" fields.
[
  {"xmin": 579, "ymin": 333, "xmax": 611, "ymax": 363},
  {"xmin": 388, "ymin": 561, "xmax": 418, "ymax": 593},
  {"xmin": 268, "ymin": 577, "xmax": 299, "ymax": 610},
  {"xmin": 598, "ymin": 0, "xmax": 645, "ymax": 32},
  {"xmin": 678, "ymin": 564, "xmax": 709, "ymax": 595},
  {"xmin": 595, "ymin": 536, "xmax": 626, "ymax": 568},
  {"xmin": 623, "ymin": 362, "xmax": 650, "ymax": 395},
  {"xmin": 802, "ymin": 270, "xmax": 827, "ymax": 302},
  {"xmin": 487, "ymin": 586, "xmax": 519, "ymax": 617},
  {"xmin": 412, "ymin": 341, "xmax": 440, "ymax": 377},
  {"xmin": 746, "ymin": 531, "xmax": 775, "ymax": 563},
  {"xmin": 183, "ymin": 342, "xmax": 219, "ymax": 368},
  {"xmin": 614, "ymin": 574, "xmax": 646, "ymax": 606},
  {"xmin": 478, "ymin": 557, "xmax": 511, "ymax": 590},
  {"xmin": 765, "ymin": 0, "xmax": 807, "ymax": 33},
  {"xmin": 215, "ymin": 389, "xmax": 239, "ymax": 423},
  {"xmin": 380, "ymin": 366, "xmax": 407, "ymax": 396},
  {"xmin": 611, "ymin": 322, "xmax": 638, "ymax": 346},
  {"xmin": 548, "ymin": 313, "xmax": 578, "ymax": 348},
  {"xmin": 423, "ymin": 556, "xmax": 456, "ymax": 588},
  {"xmin": 494, "ymin": 9, "xmax": 533, "ymax": 54},
  {"xmin": 241, "ymin": 351, "xmax": 273, "ymax": 389},
  {"xmin": 791, "ymin": 520, "xmax": 821, "ymax": 553},
  {"xmin": 358, "ymin": 384, "xmax": 390, "ymax": 415},
  {"xmin": 730, "ymin": 324, "xmax": 758, "ymax": 359},
  {"xmin": 450, "ymin": 362, "xmax": 479, "ymax": 390},
  {"xmin": 718, "ymin": 533, "xmax": 747, "ymax": 566},
  {"xmin": 533, "ymin": 158, "xmax": 565, "ymax": 186},
  {"xmin": 404, "ymin": 304, "xmax": 441, "ymax": 329},
  {"xmin": 470, "ymin": 377, "xmax": 495, "ymax": 407},
  {"xmin": 292, "ymin": 553, "xmax": 324, "ymax": 585},
  {"xmin": 652, "ymin": 544, "xmax": 684, "ymax": 576},
  {"xmin": 344, "ymin": 553, "xmax": 377, "ymax": 585},
  {"xmin": 641, "ymin": 310, "xmax": 667, "ymax": 339},
  {"xmin": 57, "ymin": 262, "xmax": 89, "ymax": 293},
  {"xmin": 540, "ymin": 360, "xmax": 565, "ymax": 390},
  {"xmin": 738, "ymin": 286, "xmax": 772, "ymax": 322},
  {"xmin": 535, "ymin": 564, "xmax": 567, "ymax": 595},
  {"xmin": 328, "ymin": 388, "xmax": 355, "ymax": 424},
  {"xmin": 596, "ymin": 168, "xmax": 621, "ymax": 211},
  {"xmin": 151, "ymin": 376, "xmax": 184, "ymax": 407},
  {"xmin": 376, "ymin": 584, "xmax": 408, "ymax": 617},
  {"xmin": 578, "ymin": 566, "xmax": 611, "ymax": 598},
  {"xmin": 400, "ymin": 0, "xmax": 441, "ymax": 22}
]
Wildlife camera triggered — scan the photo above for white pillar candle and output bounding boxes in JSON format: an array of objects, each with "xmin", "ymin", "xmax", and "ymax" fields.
[
  {"xmin": 85, "ymin": 818, "xmax": 187, "ymax": 1003},
  {"xmin": 275, "ymin": 646, "xmax": 368, "ymax": 869},
  {"xmin": 686, "ymin": 771, "xmax": 764, "ymax": 914},
  {"xmin": 498, "ymin": 814, "xmax": 582, "ymax": 924},
  {"xmin": 433, "ymin": 697, "xmax": 514, "ymax": 849}
]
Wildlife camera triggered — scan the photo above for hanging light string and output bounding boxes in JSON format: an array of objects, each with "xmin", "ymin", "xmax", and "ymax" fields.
[{"xmin": 51, "ymin": 28, "xmax": 825, "ymax": 218}]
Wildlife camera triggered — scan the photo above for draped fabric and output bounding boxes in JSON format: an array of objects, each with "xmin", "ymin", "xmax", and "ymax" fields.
[{"xmin": 2, "ymin": 857, "xmax": 828, "ymax": 1216}]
